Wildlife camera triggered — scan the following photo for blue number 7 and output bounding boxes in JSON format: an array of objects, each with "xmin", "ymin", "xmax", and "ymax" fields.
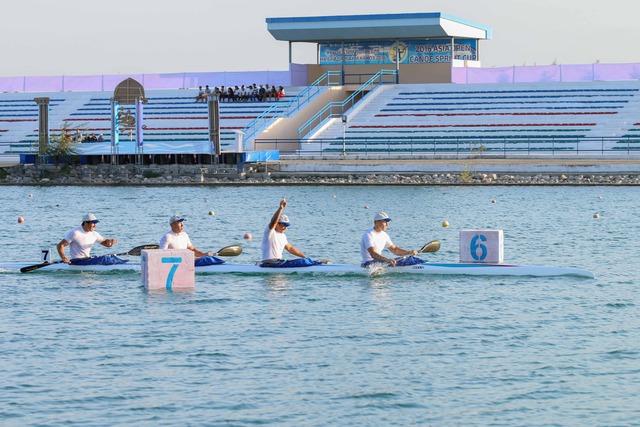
[{"xmin": 162, "ymin": 257, "xmax": 183, "ymax": 290}]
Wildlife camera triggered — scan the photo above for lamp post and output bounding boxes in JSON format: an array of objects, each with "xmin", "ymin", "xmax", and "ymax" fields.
[{"xmin": 341, "ymin": 115, "xmax": 348, "ymax": 156}]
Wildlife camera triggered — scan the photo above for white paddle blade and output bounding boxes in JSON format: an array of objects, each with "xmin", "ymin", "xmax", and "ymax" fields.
[
  {"xmin": 420, "ymin": 240, "xmax": 441, "ymax": 253},
  {"xmin": 216, "ymin": 245, "xmax": 243, "ymax": 257}
]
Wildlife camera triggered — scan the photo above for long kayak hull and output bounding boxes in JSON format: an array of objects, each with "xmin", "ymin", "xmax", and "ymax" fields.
[{"xmin": 0, "ymin": 262, "xmax": 595, "ymax": 278}]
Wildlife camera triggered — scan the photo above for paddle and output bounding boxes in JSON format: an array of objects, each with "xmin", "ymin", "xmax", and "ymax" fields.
[
  {"xmin": 19, "ymin": 244, "xmax": 159, "ymax": 273},
  {"xmin": 210, "ymin": 245, "xmax": 242, "ymax": 257},
  {"xmin": 392, "ymin": 240, "xmax": 441, "ymax": 264},
  {"xmin": 419, "ymin": 240, "xmax": 441, "ymax": 253}
]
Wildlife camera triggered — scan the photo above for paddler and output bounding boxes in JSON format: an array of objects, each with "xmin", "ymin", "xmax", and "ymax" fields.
[
  {"xmin": 360, "ymin": 211, "xmax": 419, "ymax": 267},
  {"xmin": 160, "ymin": 214, "xmax": 223, "ymax": 266},
  {"xmin": 261, "ymin": 198, "xmax": 318, "ymax": 267},
  {"xmin": 57, "ymin": 213, "xmax": 123, "ymax": 265}
]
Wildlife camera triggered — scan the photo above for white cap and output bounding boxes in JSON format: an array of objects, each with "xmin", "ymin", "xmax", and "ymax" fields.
[
  {"xmin": 374, "ymin": 212, "xmax": 391, "ymax": 222},
  {"xmin": 82, "ymin": 213, "xmax": 99, "ymax": 223},
  {"xmin": 169, "ymin": 214, "xmax": 186, "ymax": 224},
  {"xmin": 278, "ymin": 214, "xmax": 291, "ymax": 227}
]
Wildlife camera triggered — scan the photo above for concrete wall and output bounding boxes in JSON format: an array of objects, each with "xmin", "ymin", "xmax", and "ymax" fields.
[
  {"xmin": 307, "ymin": 63, "xmax": 453, "ymax": 84},
  {"xmin": 398, "ymin": 63, "xmax": 452, "ymax": 83}
]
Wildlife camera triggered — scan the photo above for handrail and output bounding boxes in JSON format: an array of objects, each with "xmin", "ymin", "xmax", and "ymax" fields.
[
  {"xmin": 297, "ymin": 69, "xmax": 397, "ymax": 139},
  {"xmin": 241, "ymin": 71, "xmax": 342, "ymax": 142},
  {"xmin": 253, "ymin": 135, "xmax": 640, "ymax": 158}
]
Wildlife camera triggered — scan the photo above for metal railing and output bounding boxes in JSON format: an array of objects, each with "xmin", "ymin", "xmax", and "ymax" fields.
[
  {"xmin": 241, "ymin": 71, "xmax": 342, "ymax": 143},
  {"xmin": 297, "ymin": 69, "xmax": 398, "ymax": 140},
  {"xmin": 6, "ymin": 136, "xmax": 640, "ymax": 162},
  {"xmin": 254, "ymin": 136, "xmax": 640, "ymax": 158}
]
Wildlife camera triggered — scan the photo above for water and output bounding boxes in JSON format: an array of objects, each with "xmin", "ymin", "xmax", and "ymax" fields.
[{"xmin": 1, "ymin": 185, "xmax": 639, "ymax": 426}]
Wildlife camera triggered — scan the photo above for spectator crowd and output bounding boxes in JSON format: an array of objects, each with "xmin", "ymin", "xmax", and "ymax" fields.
[{"xmin": 195, "ymin": 84, "xmax": 285, "ymax": 103}]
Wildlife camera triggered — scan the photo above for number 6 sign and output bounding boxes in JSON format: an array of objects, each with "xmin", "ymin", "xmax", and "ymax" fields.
[{"xmin": 459, "ymin": 230, "xmax": 504, "ymax": 263}]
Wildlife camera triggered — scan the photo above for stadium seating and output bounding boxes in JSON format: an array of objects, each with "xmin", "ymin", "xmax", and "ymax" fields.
[
  {"xmin": 3, "ymin": 81, "xmax": 640, "ymax": 157},
  {"xmin": 305, "ymin": 81, "xmax": 640, "ymax": 154},
  {"xmin": 0, "ymin": 88, "xmax": 302, "ymax": 155}
]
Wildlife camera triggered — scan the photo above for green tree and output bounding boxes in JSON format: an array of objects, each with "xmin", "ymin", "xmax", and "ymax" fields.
[{"xmin": 46, "ymin": 122, "xmax": 81, "ymax": 173}]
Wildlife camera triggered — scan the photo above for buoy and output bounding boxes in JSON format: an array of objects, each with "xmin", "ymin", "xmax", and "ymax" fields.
[
  {"xmin": 209, "ymin": 210, "xmax": 215, "ymax": 216},
  {"xmin": 18, "ymin": 217, "xmax": 25, "ymax": 223},
  {"xmin": 244, "ymin": 233, "xmax": 252, "ymax": 240},
  {"xmin": 204, "ymin": 198, "xmax": 209, "ymax": 202},
  {"xmin": 491, "ymin": 199, "xmax": 497, "ymax": 204},
  {"xmin": 332, "ymin": 195, "xmax": 336, "ymax": 198},
  {"xmin": 364, "ymin": 205, "xmax": 369, "ymax": 209},
  {"xmin": 442, "ymin": 220, "xmax": 449, "ymax": 228},
  {"xmin": 597, "ymin": 196, "xmax": 603, "ymax": 199},
  {"xmin": 28, "ymin": 194, "xmax": 33, "ymax": 198},
  {"xmin": 593, "ymin": 213, "xmax": 600, "ymax": 219}
]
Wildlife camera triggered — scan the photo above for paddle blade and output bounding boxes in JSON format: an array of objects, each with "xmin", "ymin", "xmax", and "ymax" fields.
[
  {"xmin": 215, "ymin": 245, "xmax": 242, "ymax": 257},
  {"xmin": 419, "ymin": 240, "xmax": 441, "ymax": 253},
  {"xmin": 20, "ymin": 262, "xmax": 55, "ymax": 273},
  {"xmin": 126, "ymin": 244, "xmax": 159, "ymax": 256}
]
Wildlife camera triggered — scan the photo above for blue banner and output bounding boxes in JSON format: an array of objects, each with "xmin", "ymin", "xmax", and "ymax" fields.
[
  {"xmin": 111, "ymin": 101, "xmax": 119, "ymax": 147},
  {"xmin": 319, "ymin": 40, "xmax": 477, "ymax": 65},
  {"xmin": 136, "ymin": 99, "xmax": 143, "ymax": 147}
]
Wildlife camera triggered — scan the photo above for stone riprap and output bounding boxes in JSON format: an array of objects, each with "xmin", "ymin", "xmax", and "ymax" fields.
[{"xmin": 2, "ymin": 163, "xmax": 640, "ymax": 185}]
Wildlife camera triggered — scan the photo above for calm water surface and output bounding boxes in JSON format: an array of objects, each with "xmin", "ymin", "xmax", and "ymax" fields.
[{"xmin": 1, "ymin": 185, "xmax": 639, "ymax": 426}]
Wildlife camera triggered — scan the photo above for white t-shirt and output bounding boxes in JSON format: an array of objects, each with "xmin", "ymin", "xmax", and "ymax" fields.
[
  {"xmin": 63, "ymin": 226, "xmax": 105, "ymax": 259},
  {"xmin": 360, "ymin": 228, "xmax": 393, "ymax": 263},
  {"xmin": 261, "ymin": 226, "xmax": 288, "ymax": 260},
  {"xmin": 159, "ymin": 231, "xmax": 193, "ymax": 250}
]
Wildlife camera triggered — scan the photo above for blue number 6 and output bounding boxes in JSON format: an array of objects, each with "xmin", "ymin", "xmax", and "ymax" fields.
[{"xmin": 470, "ymin": 235, "xmax": 487, "ymax": 261}]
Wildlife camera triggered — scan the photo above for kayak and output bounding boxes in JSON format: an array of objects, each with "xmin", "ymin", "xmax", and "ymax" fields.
[{"xmin": 0, "ymin": 261, "xmax": 595, "ymax": 278}]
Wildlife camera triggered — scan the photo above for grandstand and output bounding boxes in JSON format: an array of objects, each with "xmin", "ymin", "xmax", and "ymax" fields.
[
  {"xmin": 297, "ymin": 80, "xmax": 640, "ymax": 156},
  {"xmin": 3, "ymin": 11, "xmax": 640, "ymax": 167},
  {"xmin": 0, "ymin": 87, "xmax": 307, "ymax": 161}
]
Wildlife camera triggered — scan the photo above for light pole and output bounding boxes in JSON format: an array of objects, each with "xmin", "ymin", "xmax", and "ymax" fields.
[{"xmin": 341, "ymin": 115, "xmax": 348, "ymax": 156}]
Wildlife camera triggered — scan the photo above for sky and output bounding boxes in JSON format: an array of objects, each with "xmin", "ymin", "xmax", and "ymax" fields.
[{"xmin": 1, "ymin": 0, "xmax": 638, "ymax": 78}]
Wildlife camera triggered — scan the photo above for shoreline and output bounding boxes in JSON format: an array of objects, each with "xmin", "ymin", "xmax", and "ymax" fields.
[{"xmin": 3, "ymin": 159, "xmax": 640, "ymax": 186}]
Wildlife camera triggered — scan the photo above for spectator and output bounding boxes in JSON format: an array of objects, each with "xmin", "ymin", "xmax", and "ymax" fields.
[
  {"xmin": 269, "ymin": 85, "xmax": 278, "ymax": 101},
  {"xmin": 219, "ymin": 86, "xmax": 226, "ymax": 102},
  {"xmin": 258, "ymin": 84, "xmax": 266, "ymax": 101},
  {"xmin": 276, "ymin": 86, "xmax": 285, "ymax": 100},
  {"xmin": 97, "ymin": 134, "xmax": 104, "ymax": 142},
  {"xmin": 204, "ymin": 85, "xmax": 212, "ymax": 98},
  {"xmin": 251, "ymin": 84, "xmax": 259, "ymax": 102},
  {"xmin": 227, "ymin": 86, "xmax": 235, "ymax": 102},
  {"xmin": 195, "ymin": 86, "xmax": 206, "ymax": 103}
]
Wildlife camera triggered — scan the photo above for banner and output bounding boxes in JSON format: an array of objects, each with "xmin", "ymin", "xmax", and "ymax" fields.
[{"xmin": 319, "ymin": 40, "xmax": 477, "ymax": 65}]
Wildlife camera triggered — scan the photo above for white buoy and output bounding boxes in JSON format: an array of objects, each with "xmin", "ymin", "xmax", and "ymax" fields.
[
  {"xmin": 491, "ymin": 200, "xmax": 497, "ymax": 204},
  {"xmin": 593, "ymin": 213, "xmax": 600, "ymax": 219},
  {"xmin": 209, "ymin": 211, "xmax": 215, "ymax": 216},
  {"xmin": 18, "ymin": 217, "xmax": 25, "ymax": 223},
  {"xmin": 364, "ymin": 205, "xmax": 369, "ymax": 209}
]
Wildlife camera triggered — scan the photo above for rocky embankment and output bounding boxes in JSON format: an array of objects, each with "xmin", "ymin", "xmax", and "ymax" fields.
[{"xmin": 2, "ymin": 164, "xmax": 640, "ymax": 185}]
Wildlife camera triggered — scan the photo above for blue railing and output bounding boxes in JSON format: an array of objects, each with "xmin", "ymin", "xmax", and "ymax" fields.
[
  {"xmin": 254, "ymin": 136, "xmax": 640, "ymax": 158},
  {"xmin": 297, "ymin": 69, "xmax": 398, "ymax": 139},
  {"xmin": 241, "ymin": 71, "xmax": 342, "ymax": 143}
]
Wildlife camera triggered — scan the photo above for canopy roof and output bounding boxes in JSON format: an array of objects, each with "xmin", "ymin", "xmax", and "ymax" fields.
[{"xmin": 266, "ymin": 12, "xmax": 492, "ymax": 43}]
